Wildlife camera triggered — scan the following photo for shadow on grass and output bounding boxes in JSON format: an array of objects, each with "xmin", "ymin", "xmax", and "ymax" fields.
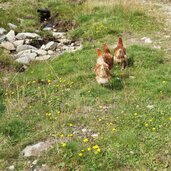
[
  {"xmin": 128, "ymin": 56, "xmax": 134, "ymax": 67},
  {"xmin": 105, "ymin": 77, "xmax": 123, "ymax": 90}
]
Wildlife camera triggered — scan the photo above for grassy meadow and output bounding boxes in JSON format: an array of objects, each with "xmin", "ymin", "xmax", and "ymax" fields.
[{"xmin": 0, "ymin": 0, "xmax": 171, "ymax": 170}]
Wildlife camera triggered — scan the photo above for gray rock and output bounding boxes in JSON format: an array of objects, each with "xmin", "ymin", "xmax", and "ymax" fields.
[
  {"xmin": 16, "ymin": 32, "xmax": 40, "ymax": 40},
  {"xmin": 47, "ymin": 50, "xmax": 54, "ymax": 55},
  {"xmin": 22, "ymin": 141, "xmax": 52, "ymax": 157},
  {"xmin": 20, "ymin": 53, "xmax": 37, "ymax": 61},
  {"xmin": 60, "ymin": 39, "xmax": 71, "ymax": 44},
  {"xmin": 8, "ymin": 23, "xmax": 17, "ymax": 29},
  {"xmin": 0, "ymin": 41, "xmax": 15, "ymax": 51},
  {"xmin": 13, "ymin": 40, "xmax": 24, "ymax": 47},
  {"xmin": 45, "ymin": 41, "xmax": 57, "ymax": 50},
  {"xmin": 15, "ymin": 49, "xmax": 32, "ymax": 59},
  {"xmin": 0, "ymin": 35, "xmax": 5, "ymax": 43},
  {"xmin": 35, "ymin": 49, "xmax": 47, "ymax": 56},
  {"xmin": 25, "ymin": 39, "xmax": 32, "ymax": 45},
  {"xmin": 40, "ymin": 44, "xmax": 46, "ymax": 50},
  {"xmin": 32, "ymin": 160, "xmax": 38, "ymax": 165},
  {"xmin": 153, "ymin": 45, "xmax": 161, "ymax": 49},
  {"xmin": 52, "ymin": 32, "xmax": 65, "ymax": 39},
  {"xmin": 43, "ymin": 27, "xmax": 52, "ymax": 31},
  {"xmin": 0, "ymin": 28, "xmax": 6, "ymax": 35},
  {"xmin": 35, "ymin": 55, "xmax": 51, "ymax": 61},
  {"xmin": 15, "ymin": 56, "xmax": 30, "ymax": 64},
  {"xmin": 5, "ymin": 30, "xmax": 15, "ymax": 42},
  {"xmin": 8, "ymin": 165, "xmax": 15, "ymax": 171},
  {"xmin": 141, "ymin": 37, "xmax": 152, "ymax": 44},
  {"xmin": 16, "ymin": 45, "xmax": 37, "ymax": 52}
]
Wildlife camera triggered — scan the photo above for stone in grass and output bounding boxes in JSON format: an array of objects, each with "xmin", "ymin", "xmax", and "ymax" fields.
[
  {"xmin": 16, "ymin": 32, "xmax": 40, "ymax": 40},
  {"xmin": 40, "ymin": 44, "xmax": 46, "ymax": 50},
  {"xmin": 22, "ymin": 141, "xmax": 52, "ymax": 157},
  {"xmin": 35, "ymin": 49, "xmax": 47, "ymax": 56},
  {"xmin": 8, "ymin": 165, "xmax": 15, "ymax": 171},
  {"xmin": 5, "ymin": 30, "xmax": 15, "ymax": 42},
  {"xmin": 35, "ymin": 55, "xmax": 51, "ymax": 61},
  {"xmin": 16, "ymin": 45, "xmax": 37, "ymax": 52},
  {"xmin": 14, "ymin": 49, "xmax": 32, "ymax": 59},
  {"xmin": 8, "ymin": 23, "xmax": 17, "ymax": 29},
  {"xmin": 15, "ymin": 56, "xmax": 31, "ymax": 64},
  {"xmin": 13, "ymin": 40, "xmax": 24, "ymax": 47},
  {"xmin": 52, "ymin": 32, "xmax": 65, "ymax": 39},
  {"xmin": 21, "ymin": 53, "xmax": 37, "ymax": 61},
  {"xmin": 0, "ymin": 35, "xmax": 5, "ymax": 43},
  {"xmin": 47, "ymin": 50, "xmax": 54, "ymax": 55},
  {"xmin": 141, "ymin": 37, "xmax": 152, "ymax": 44},
  {"xmin": 0, "ymin": 28, "xmax": 6, "ymax": 35},
  {"xmin": 0, "ymin": 41, "xmax": 15, "ymax": 51},
  {"xmin": 45, "ymin": 41, "xmax": 57, "ymax": 51}
]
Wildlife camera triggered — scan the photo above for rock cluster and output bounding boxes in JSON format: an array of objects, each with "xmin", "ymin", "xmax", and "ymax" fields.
[{"xmin": 0, "ymin": 27, "xmax": 82, "ymax": 65}]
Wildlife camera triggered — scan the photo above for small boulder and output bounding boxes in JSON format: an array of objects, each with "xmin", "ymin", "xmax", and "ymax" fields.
[
  {"xmin": 0, "ymin": 41, "xmax": 15, "ymax": 51},
  {"xmin": 52, "ymin": 32, "xmax": 65, "ymax": 39},
  {"xmin": 0, "ymin": 35, "xmax": 5, "ymax": 43},
  {"xmin": 5, "ymin": 30, "xmax": 15, "ymax": 42},
  {"xmin": 8, "ymin": 23, "xmax": 17, "ymax": 29},
  {"xmin": 40, "ymin": 44, "xmax": 46, "ymax": 50},
  {"xmin": 47, "ymin": 50, "xmax": 54, "ymax": 55},
  {"xmin": 19, "ymin": 53, "xmax": 37, "ymax": 61},
  {"xmin": 14, "ymin": 49, "xmax": 32, "ymax": 59},
  {"xmin": 141, "ymin": 37, "xmax": 152, "ymax": 44},
  {"xmin": 35, "ymin": 55, "xmax": 51, "ymax": 61},
  {"xmin": 8, "ymin": 165, "xmax": 15, "ymax": 171},
  {"xmin": 22, "ymin": 141, "xmax": 52, "ymax": 157},
  {"xmin": 15, "ymin": 56, "xmax": 30, "ymax": 64},
  {"xmin": 16, "ymin": 45, "xmax": 37, "ymax": 52},
  {"xmin": 45, "ymin": 41, "xmax": 57, "ymax": 50},
  {"xmin": 13, "ymin": 40, "xmax": 24, "ymax": 47},
  {"xmin": 35, "ymin": 49, "xmax": 47, "ymax": 56},
  {"xmin": 25, "ymin": 39, "xmax": 32, "ymax": 45},
  {"xmin": 0, "ymin": 28, "xmax": 6, "ymax": 35},
  {"xmin": 16, "ymin": 32, "xmax": 40, "ymax": 40}
]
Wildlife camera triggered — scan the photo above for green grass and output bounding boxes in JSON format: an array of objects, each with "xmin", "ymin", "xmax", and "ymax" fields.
[{"xmin": 0, "ymin": 0, "xmax": 171, "ymax": 170}]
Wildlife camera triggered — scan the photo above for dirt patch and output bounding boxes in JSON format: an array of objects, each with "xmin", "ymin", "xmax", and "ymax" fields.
[{"xmin": 41, "ymin": 19, "xmax": 77, "ymax": 32}]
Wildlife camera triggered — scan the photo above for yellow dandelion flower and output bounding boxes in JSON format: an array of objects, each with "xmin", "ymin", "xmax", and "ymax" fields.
[
  {"xmin": 87, "ymin": 147, "xmax": 91, "ymax": 151},
  {"xmin": 83, "ymin": 138, "xmax": 89, "ymax": 143},
  {"xmin": 112, "ymin": 128, "xmax": 116, "ymax": 131},
  {"xmin": 162, "ymin": 81, "xmax": 166, "ymax": 84},
  {"xmin": 93, "ymin": 145, "xmax": 99, "ymax": 149},
  {"xmin": 69, "ymin": 123, "xmax": 73, "ymax": 126},
  {"xmin": 48, "ymin": 80, "xmax": 52, "ymax": 83},
  {"xmin": 169, "ymin": 117, "xmax": 171, "ymax": 121},
  {"xmin": 134, "ymin": 113, "xmax": 138, "ymax": 116},
  {"xmin": 145, "ymin": 123, "xmax": 149, "ymax": 127},
  {"xmin": 61, "ymin": 143, "xmax": 66, "ymax": 147},
  {"xmin": 152, "ymin": 128, "xmax": 156, "ymax": 131},
  {"xmin": 97, "ymin": 148, "xmax": 101, "ymax": 152},
  {"xmin": 149, "ymin": 119, "xmax": 153, "ymax": 122},
  {"xmin": 78, "ymin": 153, "xmax": 83, "ymax": 157},
  {"xmin": 60, "ymin": 134, "xmax": 64, "ymax": 138},
  {"xmin": 68, "ymin": 134, "xmax": 73, "ymax": 137}
]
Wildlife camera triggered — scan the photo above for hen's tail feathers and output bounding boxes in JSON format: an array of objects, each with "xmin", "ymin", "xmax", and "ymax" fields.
[
  {"xmin": 97, "ymin": 48, "xmax": 102, "ymax": 58},
  {"xmin": 104, "ymin": 43, "xmax": 110, "ymax": 53}
]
